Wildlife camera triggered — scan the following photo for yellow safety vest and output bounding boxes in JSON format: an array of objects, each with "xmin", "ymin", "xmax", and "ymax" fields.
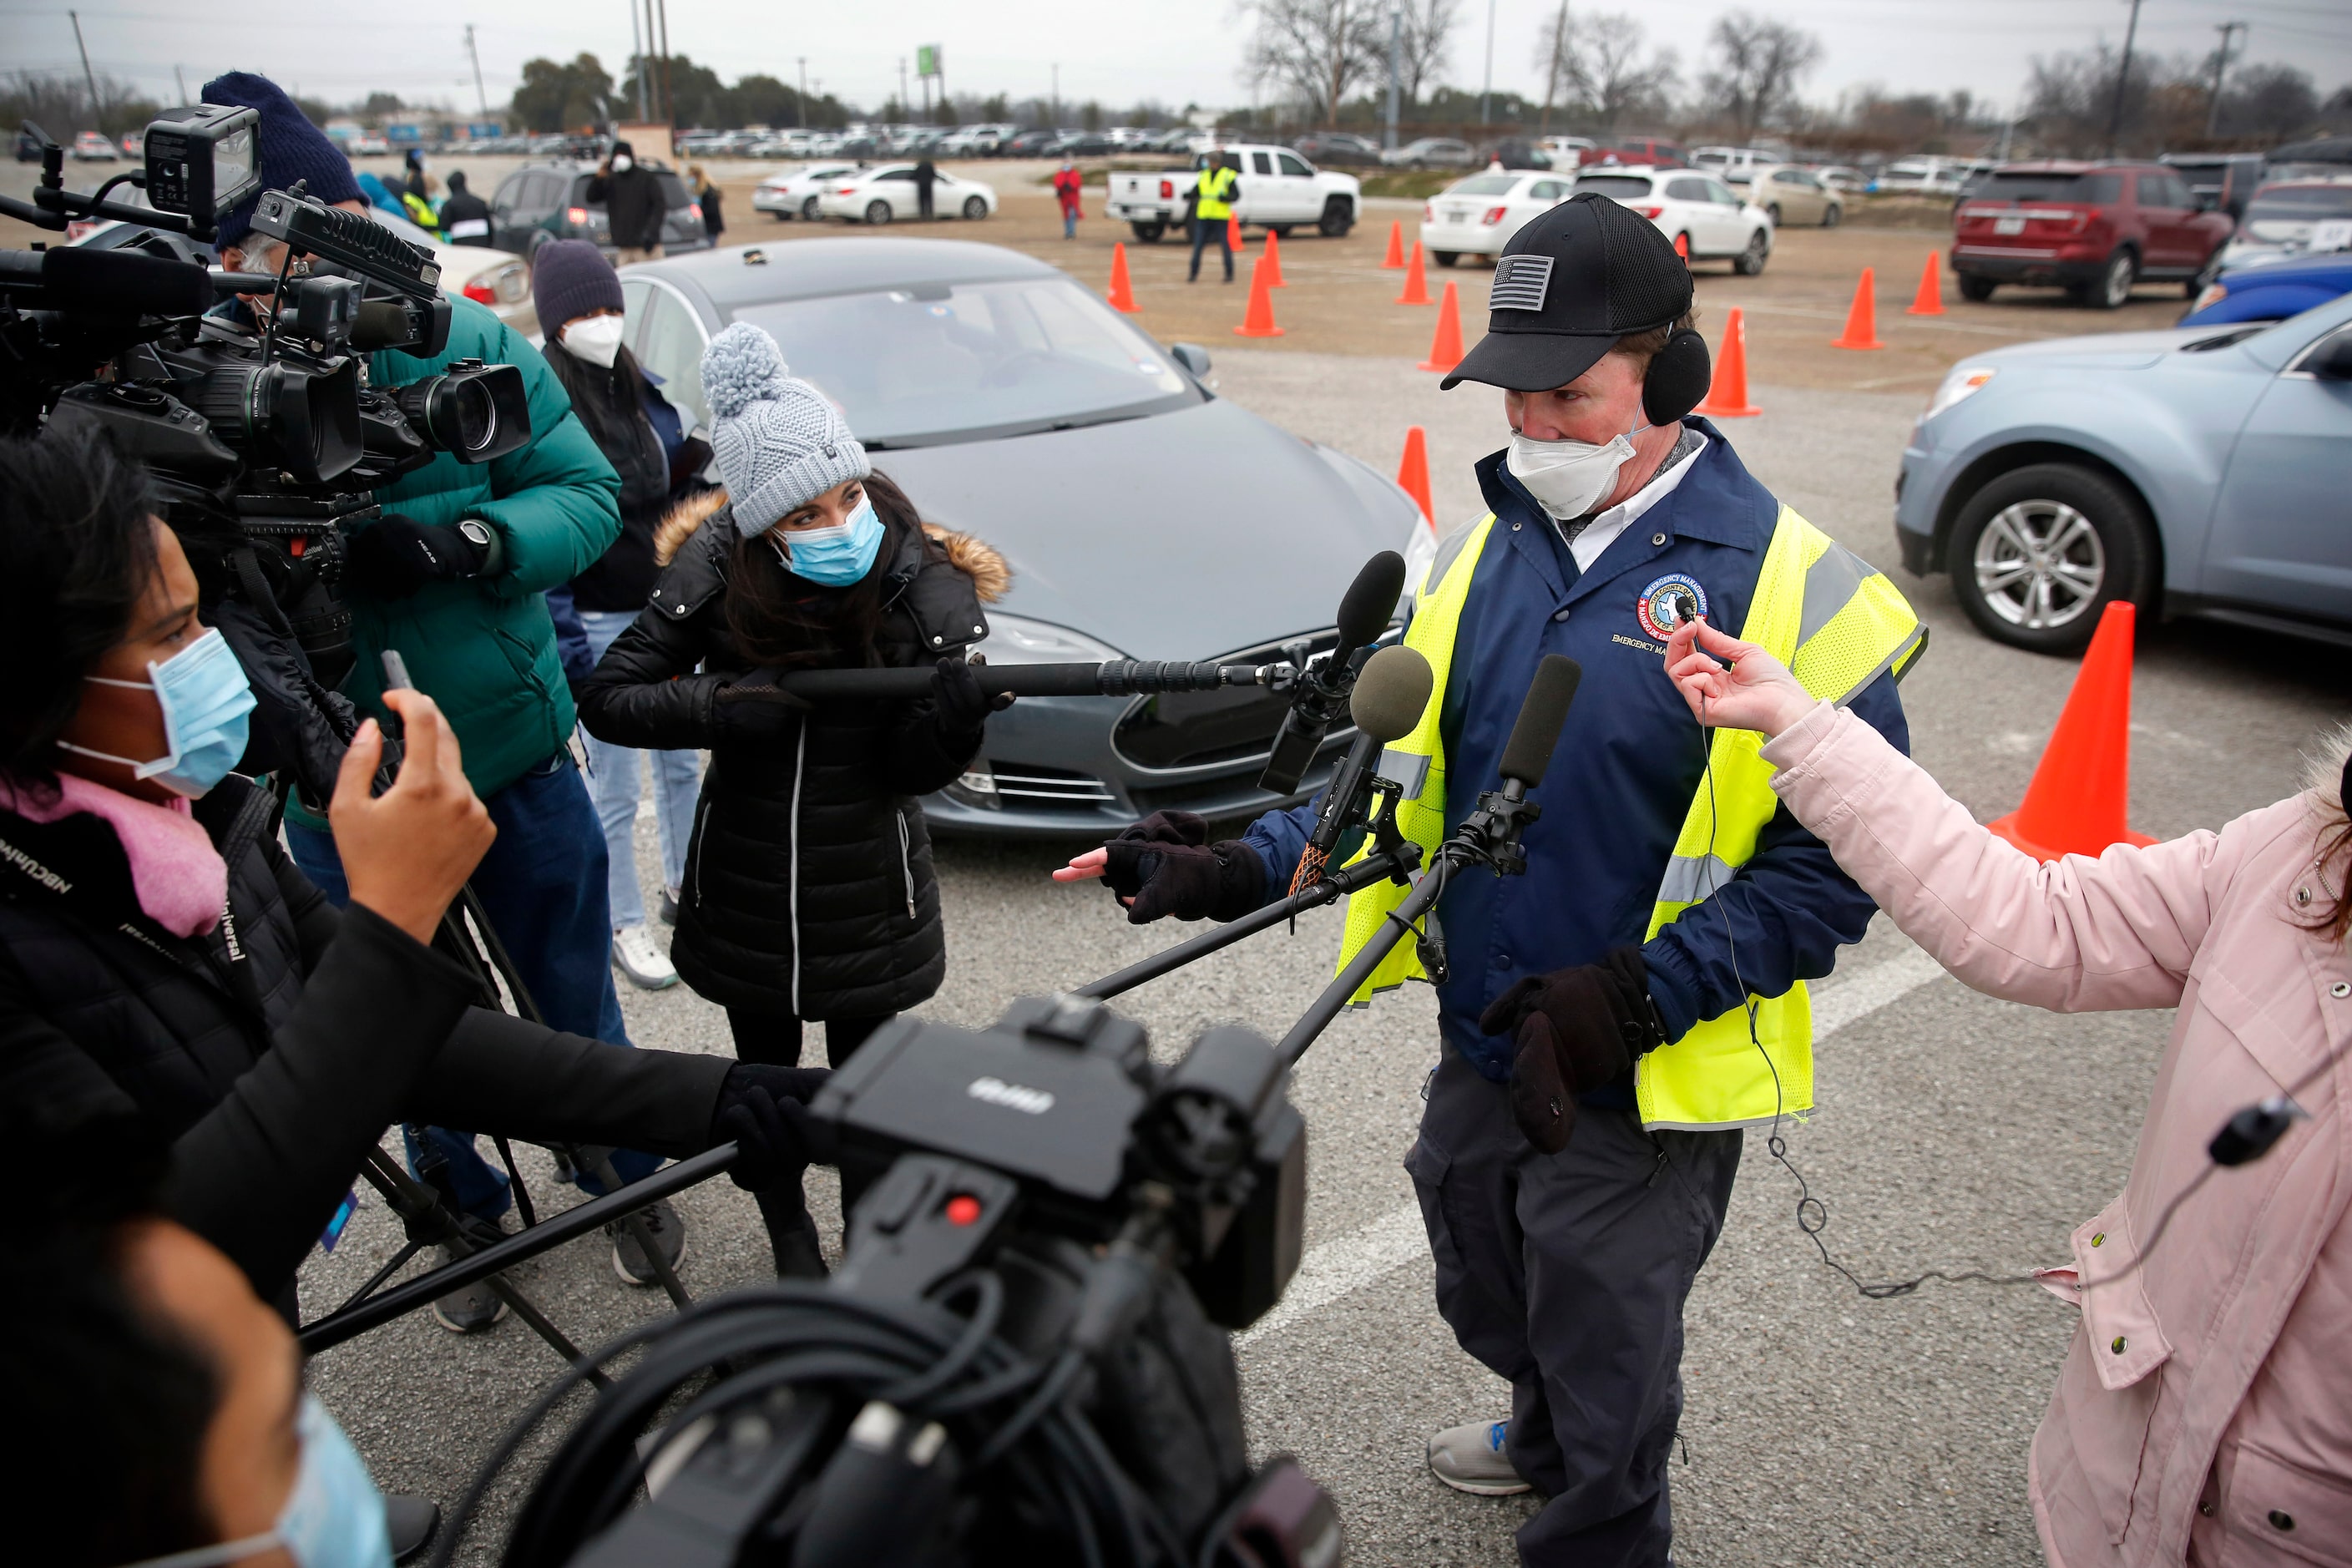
[
  {"xmin": 401, "ymin": 191, "xmax": 441, "ymax": 235},
  {"xmin": 1332, "ymin": 504, "xmax": 1924, "ymax": 1130},
  {"xmin": 1195, "ymin": 164, "xmax": 1238, "ymax": 221}
]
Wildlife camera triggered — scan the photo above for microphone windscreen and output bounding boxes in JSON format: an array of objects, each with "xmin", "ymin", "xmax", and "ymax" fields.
[
  {"xmin": 1499, "ymin": 655, "xmax": 1583, "ymax": 788},
  {"xmin": 1334, "ymin": 550, "xmax": 1409, "ymax": 652},
  {"xmin": 41, "ymin": 246, "xmax": 211, "ymax": 316},
  {"xmin": 1348, "ymin": 645, "xmax": 1434, "ymax": 746},
  {"xmin": 351, "ymin": 300, "xmax": 414, "ymax": 351}
]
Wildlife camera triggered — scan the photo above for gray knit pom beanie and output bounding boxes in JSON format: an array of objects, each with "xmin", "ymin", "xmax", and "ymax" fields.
[{"xmin": 701, "ymin": 322, "xmax": 870, "ymax": 537}]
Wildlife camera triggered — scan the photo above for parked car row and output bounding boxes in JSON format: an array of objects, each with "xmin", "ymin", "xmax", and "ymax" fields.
[
  {"xmin": 747, "ymin": 162, "xmax": 1002, "ymax": 225},
  {"xmin": 1421, "ymin": 165, "xmax": 1774, "ymax": 273}
]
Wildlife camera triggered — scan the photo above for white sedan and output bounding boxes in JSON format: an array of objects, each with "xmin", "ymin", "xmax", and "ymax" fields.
[
  {"xmin": 817, "ymin": 164, "xmax": 999, "ymax": 225},
  {"xmin": 1571, "ymin": 167, "xmax": 1773, "ymax": 275},
  {"xmin": 752, "ymin": 163, "xmax": 865, "ymax": 222},
  {"xmin": 1421, "ymin": 170, "xmax": 1579, "ymax": 265}
]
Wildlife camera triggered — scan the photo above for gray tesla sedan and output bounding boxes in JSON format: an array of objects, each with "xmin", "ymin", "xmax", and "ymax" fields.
[{"xmin": 615, "ymin": 237, "xmax": 1423, "ymax": 835}]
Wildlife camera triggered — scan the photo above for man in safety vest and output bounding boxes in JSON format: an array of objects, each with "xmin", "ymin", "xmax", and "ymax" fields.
[
  {"xmin": 1057, "ymin": 193, "xmax": 1918, "ymax": 1565},
  {"xmin": 1189, "ymin": 150, "xmax": 1241, "ymax": 284}
]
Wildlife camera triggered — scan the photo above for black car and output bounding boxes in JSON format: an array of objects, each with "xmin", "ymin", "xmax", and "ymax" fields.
[
  {"xmin": 2160, "ymin": 152, "xmax": 2267, "ymax": 220},
  {"xmin": 1292, "ymin": 133, "xmax": 1383, "ymax": 169},
  {"xmin": 1055, "ymin": 132, "xmax": 1116, "ymax": 159},
  {"xmin": 1003, "ymin": 129, "xmax": 1060, "ymax": 159},
  {"xmin": 487, "ymin": 160, "xmax": 712, "ymax": 260}
]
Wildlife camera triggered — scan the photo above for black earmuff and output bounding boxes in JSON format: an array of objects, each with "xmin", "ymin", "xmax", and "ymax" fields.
[{"xmin": 1642, "ymin": 327, "xmax": 1712, "ymax": 426}]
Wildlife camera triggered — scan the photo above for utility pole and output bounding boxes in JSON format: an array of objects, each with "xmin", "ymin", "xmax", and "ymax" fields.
[
  {"xmin": 900, "ymin": 58, "xmax": 910, "ymax": 123},
  {"xmin": 175, "ymin": 64, "xmax": 189, "ymax": 107},
  {"xmin": 797, "ymin": 58, "xmax": 807, "ymax": 129},
  {"xmin": 655, "ymin": 0, "xmax": 674, "ymax": 131},
  {"xmin": 1052, "ymin": 64, "xmax": 1060, "ymax": 126},
  {"xmin": 464, "ymin": 24, "xmax": 489, "ymax": 120},
  {"xmin": 1540, "ymin": 0, "xmax": 1568, "ymax": 135},
  {"xmin": 1386, "ymin": 6, "xmax": 1402, "ymax": 150},
  {"xmin": 1479, "ymin": 0, "xmax": 1495, "ymax": 125},
  {"xmin": 633, "ymin": 0, "xmax": 652, "ymax": 119},
  {"xmin": 2207, "ymin": 21, "xmax": 2245, "ymax": 139},
  {"xmin": 69, "ymin": 11, "xmax": 104, "ymax": 129},
  {"xmin": 2104, "ymin": 0, "xmax": 2143, "ymax": 159}
]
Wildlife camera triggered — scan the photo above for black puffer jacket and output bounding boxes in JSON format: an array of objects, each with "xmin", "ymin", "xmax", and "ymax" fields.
[
  {"xmin": 578, "ymin": 493, "xmax": 1009, "ymax": 1019},
  {"xmin": 0, "ymin": 774, "xmax": 731, "ymax": 1298}
]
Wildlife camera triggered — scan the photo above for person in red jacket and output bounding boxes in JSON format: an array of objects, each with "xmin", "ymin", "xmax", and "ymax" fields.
[{"xmin": 1053, "ymin": 158, "xmax": 1084, "ymax": 240}]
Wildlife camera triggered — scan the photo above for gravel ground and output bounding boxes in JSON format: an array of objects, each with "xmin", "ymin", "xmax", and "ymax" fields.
[{"xmin": 296, "ymin": 353, "xmax": 2349, "ymax": 1566}]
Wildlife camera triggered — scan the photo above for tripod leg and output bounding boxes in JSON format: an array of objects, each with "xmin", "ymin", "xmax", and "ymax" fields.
[{"xmin": 586, "ymin": 1150, "xmax": 693, "ymax": 1308}]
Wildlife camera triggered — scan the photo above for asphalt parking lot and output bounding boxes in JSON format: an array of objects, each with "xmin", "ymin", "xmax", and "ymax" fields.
[{"xmin": 296, "ymin": 330, "xmax": 2349, "ymax": 1564}]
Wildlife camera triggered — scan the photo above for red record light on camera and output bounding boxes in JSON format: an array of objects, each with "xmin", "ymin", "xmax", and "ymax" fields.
[{"xmin": 944, "ymin": 1194, "xmax": 983, "ymax": 1227}]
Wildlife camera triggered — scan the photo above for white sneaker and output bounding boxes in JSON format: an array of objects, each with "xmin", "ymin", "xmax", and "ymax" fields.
[
  {"xmin": 612, "ymin": 924, "xmax": 679, "ymax": 990},
  {"xmin": 1427, "ymin": 1419, "xmax": 1531, "ymax": 1495}
]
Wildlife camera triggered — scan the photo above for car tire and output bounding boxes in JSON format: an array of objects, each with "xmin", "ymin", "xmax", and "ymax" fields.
[
  {"xmin": 963, "ymin": 195, "xmax": 988, "ymax": 220},
  {"xmin": 1959, "ymin": 274, "xmax": 1996, "ymax": 302},
  {"xmin": 1949, "ymin": 463, "xmax": 2156, "ymax": 655},
  {"xmin": 1132, "ymin": 221, "xmax": 1166, "ymax": 243},
  {"xmin": 865, "ymin": 200, "xmax": 893, "ymax": 226},
  {"xmin": 1765, "ymin": 203, "xmax": 1783, "ymax": 226},
  {"xmin": 1431, "ymin": 250, "xmax": 1460, "ymax": 267},
  {"xmin": 1318, "ymin": 196, "xmax": 1353, "ymax": 237},
  {"xmin": 1732, "ymin": 227, "xmax": 1770, "ymax": 276},
  {"xmin": 2079, "ymin": 248, "xmax": 2135, "ymax": 310},
  {"xmin": 1823, "ymin": 203, "xmax": 1841, "ymax": 228},
  {"xmin": 802, "ymin": 195, "xmax": 821, "ymax": 221}
]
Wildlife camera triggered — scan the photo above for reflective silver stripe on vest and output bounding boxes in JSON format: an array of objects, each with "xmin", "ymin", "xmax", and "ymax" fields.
[
  {"xmin": 1796, "ymin": 541, "xmax": 1876, "ymax": 650},
  {"xmin": 1658, "ymin": 851, "xmax": 1737, "ymax": 905},
  {"xmin": 1834, "ymin": 620, "xmax": 1927, "ymax": 706},
  {"xmin": 1421, "ymin": 521, "xmax": 1482, "ymax": 602}
]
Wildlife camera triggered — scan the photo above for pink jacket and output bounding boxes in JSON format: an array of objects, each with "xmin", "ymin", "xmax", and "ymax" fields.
[{"xmin": 1763, "ymin": 701, "xmax": 2352, "ymax": 1568}]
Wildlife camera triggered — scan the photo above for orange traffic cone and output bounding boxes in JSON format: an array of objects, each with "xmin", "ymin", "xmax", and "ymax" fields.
[
  {"xmin": 1988, "ymin": 601, "xmax": 2156, "ymax": 862},
  {"xmin": 1675, "ymin": 230, "xmax": 1690, "ymax": 266},
  {"xmin": 1694, "ymin": 306, "xmax": 1761, "ymax": 417},
  {"xmin": 1264, "ymin": 226, "xmax": 1287, "ymax": 287},
  {"xmin": 1233, "ymin": 254, "xmax": 1284, "ymax": 337},
  {"xmin": 1227, "ymin": 212, "xmax": 1245, "ymax": 252},
  {"xmin": 1834, "ymin": 267, "xmax": 1884, "ymax": 349},
  {"xmin": 1906, "ymin": 250, "xmax": 1945, "ymax": 316},
  {"xmin": 1396, "ymin": 425, "xmax": 1434, "ymax": 528},
  {"xmin": 1382, "ymin": 220, "xmax": 1406, "ymax": 268},
  {"xmin": 1395, "ymin": 241, "xmax": 1432, "ymax": 306},
  {"xmin": 1418, "ymin": 281, "xmax": 1464, "ymax": 372},
  {"xmin": 1107, "ymin": 242, "xmax": 1139, "ymax": 313}
]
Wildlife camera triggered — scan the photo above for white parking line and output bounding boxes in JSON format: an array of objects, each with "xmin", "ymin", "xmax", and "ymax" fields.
[{"xmin": 1236, "ymin": 942, "xmax": 1951, "ymax": 1348}]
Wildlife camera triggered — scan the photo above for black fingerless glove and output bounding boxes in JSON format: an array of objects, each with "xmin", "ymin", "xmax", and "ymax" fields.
[
  {"xmin": 1100, "ymin": 811, "xmax": 1266, "ymax": 924},
  {"xmin": 711, "ymin": 1063, "xmax": 834, "ymax": 1192},
  {"xmin": 930, "ymin": 656, "xmax": 1014, "ymax": 737},
  {"xmin": 345, "ymin": 513, "xmax": 488, "ymax": 599},
  {"xmin": 1479, "ymin": 946, "xmax": 1665, "ymax": 1154}
]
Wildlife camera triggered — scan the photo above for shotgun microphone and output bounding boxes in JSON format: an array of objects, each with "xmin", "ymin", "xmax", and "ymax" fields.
[
  {"xmin": 1291, "ymin": 645, "xmax": 1434, "ymax": 892},
  {"xmin": 1258, "ymin": 550, "xmax": 1410, "ymax": 796},
  {"xmin": 1500, "ymin": 655, "xmax": 1583, "ymax": 794}
]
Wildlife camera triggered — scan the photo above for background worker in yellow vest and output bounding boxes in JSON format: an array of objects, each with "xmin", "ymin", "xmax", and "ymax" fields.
[
  {"xmin": 1057, "ymin": 195, "xmax": 1919, "ymax": 1566},
  {"xmin": 1188, "ymin": 149, "xmax": 1241, "ymax": 284}
]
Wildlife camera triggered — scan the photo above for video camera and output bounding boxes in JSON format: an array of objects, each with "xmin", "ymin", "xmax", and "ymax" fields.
[{"xmin": 0, "ymin": 114, "xmax": 531, "ymax": 799}]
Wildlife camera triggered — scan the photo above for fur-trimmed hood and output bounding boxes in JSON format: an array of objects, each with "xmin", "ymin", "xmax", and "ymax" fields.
[{"xmin": 651, "ymin": 487, "xmax": 1009, "ymax": 604}]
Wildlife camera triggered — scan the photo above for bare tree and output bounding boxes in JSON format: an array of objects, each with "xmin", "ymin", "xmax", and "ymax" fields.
[
  {"xmin": 2219, "ymin": 63, "xmax": 2319, "ymax": 140},
  {"xmin": 1243, "ymin": 0, "xmax": 1383, "ymax": 126},
  {"xmin": 1555, "ymin": 13, "xmax": 1680, "ymax": 134},
  {"xmin": 1396, "ymin": 0, "xmax": 1464, "ymax": 115},
  {"xmin": 1701, "ymin": 10, "xmax": 1823, "ymax": 142}
]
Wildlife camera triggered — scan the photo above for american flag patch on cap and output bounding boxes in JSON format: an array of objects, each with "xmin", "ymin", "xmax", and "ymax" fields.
[{"xmin": 1488, "ymin": 254, "xmax": 1554, "ymax": 311}]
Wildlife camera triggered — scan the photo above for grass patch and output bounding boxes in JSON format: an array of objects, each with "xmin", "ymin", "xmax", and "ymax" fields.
[{"xmin": 1358, "ymin": 170, "xmax": 1459, "ymax": 201}]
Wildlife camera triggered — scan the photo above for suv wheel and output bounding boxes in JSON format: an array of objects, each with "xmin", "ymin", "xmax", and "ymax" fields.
[
  {"xmin": 1318, "ymin": 196, "xmax": 1353, "ymax": 237},
  {"xmin": 2080, "ymin": 248, "xmax": 2135, "ymax": 310},
  {"xmin": 1950, "ymin": 463, "xmax": 2155, "ymax": 654},
  {"xmin": 1732, "ymin": 227, "xmax": 1770, "ymax": 276},
  {"xmin": 1959, "ymin": 275, "xmax": 1996, "ymax": 302},
  {"xmin": 865, "ymin": 199, "xmax": 893, "ymax": 225}
]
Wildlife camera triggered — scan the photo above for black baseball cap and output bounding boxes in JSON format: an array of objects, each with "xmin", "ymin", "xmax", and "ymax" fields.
[{"xmin": 1441, "ymin": 193, "xmax": 1693, "ymax": 392}]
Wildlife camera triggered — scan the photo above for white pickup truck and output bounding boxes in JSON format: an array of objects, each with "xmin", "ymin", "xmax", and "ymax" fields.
[{"xmin": 1105, "ymin": 145, "xmax": 1361, "ymax": 244}]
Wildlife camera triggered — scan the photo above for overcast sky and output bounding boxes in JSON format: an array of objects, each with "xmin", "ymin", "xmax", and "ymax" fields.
[{"xmin": 8, "ymin": 0, "xmax": 2347, "ymax": 124}]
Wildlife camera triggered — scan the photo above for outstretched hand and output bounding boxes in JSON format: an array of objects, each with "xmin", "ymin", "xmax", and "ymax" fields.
[
  {"xmin": 1662, "ymin": 618, "xmax": 1816, "ymax": 739},
  {"xmin": 330, "ymin": 689, "xmax": 496, "ymax": 944}
]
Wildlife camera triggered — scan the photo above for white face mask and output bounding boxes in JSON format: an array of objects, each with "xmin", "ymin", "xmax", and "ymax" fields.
[
  {"xmin": 609, "ymin": 154, "xmax": 635, "ymax": 172},
  {"xmin": 1505, "ymin": 419, "xmax": 1650, "ymax": 521},
  {"xmin": 562, "ymin": 314, "xmax": 625, "ymax": 369}
]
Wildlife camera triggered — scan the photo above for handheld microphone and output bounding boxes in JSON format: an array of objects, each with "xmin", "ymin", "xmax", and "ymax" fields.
[
  {"xmin": 1499, "ymin": 654, "xmax": 1582, "ymax": 796},
  {"xmin": 1290, "ymin": 645, "xmax": 1434, "ymax": 893},
  {"xmin": 1258, "ymin": 550, "xmax": 1409, "ymax": 796}
]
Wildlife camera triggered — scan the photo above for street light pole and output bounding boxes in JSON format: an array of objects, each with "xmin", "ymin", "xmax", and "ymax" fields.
[
  {"xmin": 69, "ymin": 11, "xmax": 104, "ymax": 129},
  {"xmin": 1052, "ymin": 63, "xmax": 1060, "ymax": 126},
  {"xmin": 1479, "ymin": 0, "xmax": 1495, "ymax": 124},
  {"xmin": 2104, "ymin": 0, "xmax": 2143, "ymax": 159},
  {"xmin": 2206, "ymin": 21, "xmax": 2244, "ymax": 139},
  {"xmin": 797, "ymin": 57, "xmax": 807, "ymax": 129},
  {"xmin": 465, "ymin": 24, "xmax": 489, "ymax": 120},
  {"xmin": 1386, "ymin": 6, "xmax": 1402, "ymax": 151}
]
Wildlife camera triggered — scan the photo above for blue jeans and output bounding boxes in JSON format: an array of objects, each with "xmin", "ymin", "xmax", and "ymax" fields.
[
  {"xmin": 286, "ymin": 752, "xmax": 659, "ymax": 1221},
  {"xmin": 576, "ymin": 608, "xmax": 701, "ymax": 928},
  {"xmin": 1189, "ymin": 215, "xmax": 1232, "ymax": 281}
]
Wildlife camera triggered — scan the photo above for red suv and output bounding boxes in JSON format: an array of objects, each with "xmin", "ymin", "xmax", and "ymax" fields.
[
  {"xmin": 1951, "ymin": 161, "xmax": 2234, "ymax": 309},
  {"xmin": 1584, "ymin": 137, "xmax": 1687, "ymax": 169}
]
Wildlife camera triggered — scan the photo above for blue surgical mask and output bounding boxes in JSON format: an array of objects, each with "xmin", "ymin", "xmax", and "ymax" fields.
[
  {"xmin": 772, "ymin": 496, "xmax": 884, "ymax": 587},
  {"xmin": 59, "ymin": 626, "xmax": 258, "ymax": 799},
  {"xmin": 112, "ymin": 1394, "xmax": 391, "ymax": 1568}
]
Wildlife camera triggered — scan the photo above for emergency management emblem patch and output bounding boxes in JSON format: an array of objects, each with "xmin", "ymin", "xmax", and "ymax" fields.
[
  {"xmin": 1636, "ymin": 573, "xmax": 1707, "ymax": 640},
  {"xmin": 1489, "ymin": 255, "xmax": 1555, "ymax": 311}
]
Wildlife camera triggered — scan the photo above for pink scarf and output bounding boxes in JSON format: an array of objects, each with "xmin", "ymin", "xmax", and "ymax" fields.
[{"xmin": 3, "ymin": 773, "xmax": 227, "ymax": 937}]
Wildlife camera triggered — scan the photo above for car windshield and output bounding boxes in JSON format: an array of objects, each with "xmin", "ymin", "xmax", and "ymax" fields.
[
  {"xmin": 731, "ymin": 276, "xmax": 1197, "ymax": 446},
  {"xmin": 2243, "ymin": 186, "xmax": 2352, "ymax": 240},
  {"xmin": 1574, "ymin": 175, "xmax": 1654, "ymax": 200},
  {"xmin": 1978, "ymin": 172, "xmax": 2121, "ymax": 204},
  {"xmin": 1446, "ymin": 175, "xmax": 1522, "ymax": 196}
]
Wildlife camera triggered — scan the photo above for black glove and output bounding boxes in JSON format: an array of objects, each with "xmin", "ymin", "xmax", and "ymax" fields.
[
  {"xmin": 712, "ymin": 667, "xmax": 811, "ymax": 747},
  {"xmin": 1100, "ymin": 810, "xmax": 1266, "ymax": 924},
  {"xmin": 1479, "ymin": 946, "xmax": 1666, "ymax": 1154},
  {"xmin": 344, "ymin": 513, "xmax": 488, "ymax": 599},
  {"xmin": 930, "ymin": 656, "xmax": 1014, "ymax": 737},
  {"xmin": 712, "ymin": 1063, "xmax": 834, "ymax": 1192}
]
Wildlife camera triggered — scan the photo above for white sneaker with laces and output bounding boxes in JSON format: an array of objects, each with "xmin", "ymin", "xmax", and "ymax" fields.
[
  {"xmin": 1427, "ymin": 1418, "xmax": 1531, "ymax": 1495},
  {"xmin": 612, "ymin": 924, "xmax": 679, "ymax": 990}
]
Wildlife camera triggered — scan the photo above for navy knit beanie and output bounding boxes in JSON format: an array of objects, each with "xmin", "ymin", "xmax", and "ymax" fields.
[
  {"xmin": 201, "ymin": 72, "xmax": 362, "ymax": 248},
  {"xmin": 531, "ymin": 240, "xmax": 625, "ymax": 337}
]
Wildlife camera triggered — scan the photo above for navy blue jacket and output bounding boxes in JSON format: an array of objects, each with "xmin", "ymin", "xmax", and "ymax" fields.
[{"xmin": 1244, "ymin": 422, "xmax": 1910, "ymax": 1082}]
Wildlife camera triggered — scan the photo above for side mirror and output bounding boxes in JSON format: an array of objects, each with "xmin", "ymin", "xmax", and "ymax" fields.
[
  {"xmin": 1169, "ymin": 341, "xmax": 1212, "ymax": 378},
  {"xmin": 2306, "ymin": 331, "xmax": 2352, "ymax": 382}
]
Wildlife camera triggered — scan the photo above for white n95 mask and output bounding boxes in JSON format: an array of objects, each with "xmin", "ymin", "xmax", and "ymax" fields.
[
  {"xmin": 563, "ymin": 315, "xmax": 626, "ymax": 369},
  {"xmin": 1505, "ymin": 427, "xmax": 1640, "ymax": 521}
]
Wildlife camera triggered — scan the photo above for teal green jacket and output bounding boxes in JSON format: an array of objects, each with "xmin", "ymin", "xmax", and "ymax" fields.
[{"xmin": 311, "ymin": 298, "xmax": 621, "ymax": 817}]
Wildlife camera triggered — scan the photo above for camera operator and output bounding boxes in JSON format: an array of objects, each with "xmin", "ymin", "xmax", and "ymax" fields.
[
  {"xmin": 200, "ymin": 73, "xmax": 679, "ymax": 1327},
  {"xmin": 0, "ymin": 427, "xmax": 827, "ymax": 1339}
]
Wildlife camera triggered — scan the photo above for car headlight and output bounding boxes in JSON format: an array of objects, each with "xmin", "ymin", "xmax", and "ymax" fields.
[
  {"xmin": 978, "ymin": 613, "xmax": 1126, "ymax": 663},
  {"xmin": 1925, "ymin": 365, "xmax": 1995, "ymax": 421},
  {"xmin": 2193, "ymin": 281, "xmax": 2228, "ymax": 314}
]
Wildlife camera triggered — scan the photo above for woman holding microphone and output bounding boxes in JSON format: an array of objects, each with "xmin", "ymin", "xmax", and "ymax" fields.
[
  {"xmin": 1659, "ymin": 614, "xmax": 2352, "ymax": 1565},
  {"xmin": 579, "ymin": 322, "xmax": 1009, "ymax": 1277}
]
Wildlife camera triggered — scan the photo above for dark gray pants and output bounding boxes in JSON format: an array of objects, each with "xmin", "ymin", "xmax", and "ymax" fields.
[{"xmin": 1406, "ymin": 1049, "xmax": 1742, "ymax": 1567}]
